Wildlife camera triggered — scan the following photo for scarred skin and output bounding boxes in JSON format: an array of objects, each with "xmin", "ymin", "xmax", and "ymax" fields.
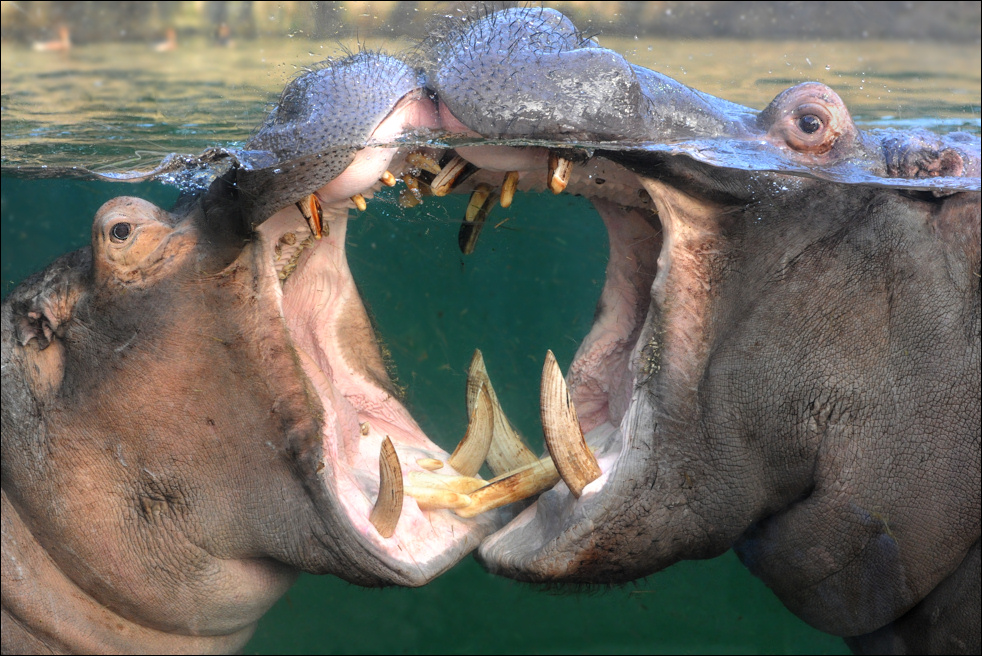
[{"xmin": 2, "ymin": 7, "xmax": 979, "ymax": 655}]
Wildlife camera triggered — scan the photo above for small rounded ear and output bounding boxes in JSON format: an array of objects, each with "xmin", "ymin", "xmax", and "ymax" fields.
[
  {"xmin": 760, "ymin": 82, "xmax": 858, "ymax": 156},
  {"xmin": 10, "ymin": 253, "xmax": 88, "ymax": 350},
  {"xmin": 92, "ymin": 197, "xmax": 194, "ymax": 285}
]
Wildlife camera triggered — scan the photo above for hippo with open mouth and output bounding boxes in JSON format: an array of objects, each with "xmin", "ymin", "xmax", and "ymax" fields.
[{"xmin": 2, "ymin": 6, "xmax": 979, "ymax": 655}]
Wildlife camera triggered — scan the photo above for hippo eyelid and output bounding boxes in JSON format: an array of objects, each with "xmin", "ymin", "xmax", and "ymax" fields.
[{"xmin": 109, "ymin": 222, "xmax": 133, "ymax": 243}]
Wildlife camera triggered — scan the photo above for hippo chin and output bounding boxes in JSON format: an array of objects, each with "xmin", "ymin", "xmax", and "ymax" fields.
[{"xmin": 3, "ymin": 6, "xmax": 980, "ymax": 655}]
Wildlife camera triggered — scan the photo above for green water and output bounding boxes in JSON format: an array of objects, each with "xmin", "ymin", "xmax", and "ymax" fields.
[{"xmin": 2, "ymin": 8, "xmax": 979, "ymax": 653}]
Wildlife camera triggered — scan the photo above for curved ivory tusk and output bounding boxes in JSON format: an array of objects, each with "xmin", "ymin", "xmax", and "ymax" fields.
[
  {"xmin": 369, "ymin": 436, "xmax": 403, "ymax": 538},
  {"xmin": 447, "ymin": 383, "xmax": 494, "ymax": 477}
]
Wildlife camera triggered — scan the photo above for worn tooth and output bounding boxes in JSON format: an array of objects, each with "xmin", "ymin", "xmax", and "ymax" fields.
[
  {"xmin": 406, "ymin": 151, "xmax": 442, "ymax": 175},
  {"xmin": 467, "ymin": 350, "xmax": 538, "ymax": 476},
  {"xmin": 447, "ymin": 383, "xmax": 493, "ymax": 477},
  {"xmin": 369, "ymin": 437, "xmax": 403, "ymax": 538},
  {"xmin": 458, "ymin": 183, "xmax": 498, "ymax": 255},
  {"xmin": 416, "ymin": 458, "xmax": 444, "ymax": 471},
  {"xmin": 454, "ymin": 456, "xmax": 559, "ymax": 519},
  {"xmin": 548, "ymin": 153, "xmax": 573, "ymax": 194},
  {"xmin": 407, "ymin": 471, "xmax": 485, "ymax": 494},
  {"xmin": 350, "ymin": 194, "xmax": 367, "ymax": 212},
  {"xmin": 431, "ymin": 155, "xmax": 475, "ymax": 196},
  {"xmin": 500, "ymin": 171, "xmax": 520, "ymax": 208},
  {"xmin": 404, "ymin": 486, "xmax": 473, "ymax": 511},
  {"xmin": 380, "ymin": 170, "xmax": 397, "ymax": 187},
  {"xmin": 541, "ymin": 350, "xmax": 602, "ymax": 497},
  {"xmin": 295, "ymin": 194, "xmax": 324, "ymax": 239}
]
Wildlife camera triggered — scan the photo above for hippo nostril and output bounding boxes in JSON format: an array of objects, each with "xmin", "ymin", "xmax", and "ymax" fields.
[
  {"xmin": 110, "ymin": 222, "xmax": 132, "ymax": 243},
  {"xmin": 797, "ymin": 114, "xmax": 822, "ymax": 135}
]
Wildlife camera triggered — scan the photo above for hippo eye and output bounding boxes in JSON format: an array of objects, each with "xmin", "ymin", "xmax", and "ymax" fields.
[
  {"xmin": 797, "ymin": 114, "xmax": 822, "ymax": 134},
  {"xmin": 110, "ymin": 222, "xmax": 132, "ymax": 243}
]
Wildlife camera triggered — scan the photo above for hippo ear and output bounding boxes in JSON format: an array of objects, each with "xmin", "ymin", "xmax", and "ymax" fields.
[{"xmin": 10, "ymin": 254, "xmax": 88, "ymax": 351}]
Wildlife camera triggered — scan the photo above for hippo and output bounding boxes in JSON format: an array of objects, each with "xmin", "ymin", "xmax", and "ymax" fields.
[{"xmin": 2, "ymin": 6, "xmax": 979, "ymax": 655}]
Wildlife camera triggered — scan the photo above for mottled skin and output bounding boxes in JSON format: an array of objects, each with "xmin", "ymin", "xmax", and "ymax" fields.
[{"xmin": 430, "ymin": 8, "xmax": 980, "ymax": 655}]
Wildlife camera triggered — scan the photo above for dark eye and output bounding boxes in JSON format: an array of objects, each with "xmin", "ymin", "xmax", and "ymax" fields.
[
  {"xmin": 110, "ymin": 222, "xmax": 132, "ymax": 242},
  {"xmin": 797, "ymin": 114, "xmax": 822, "ymax": 135}
]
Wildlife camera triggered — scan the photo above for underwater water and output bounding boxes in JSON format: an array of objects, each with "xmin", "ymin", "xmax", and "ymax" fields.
[{"xmin": 2, "ymin": 9, "xmax": 980, "ymax": 655}]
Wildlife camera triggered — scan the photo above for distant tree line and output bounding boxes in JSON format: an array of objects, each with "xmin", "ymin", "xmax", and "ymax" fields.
[{"xmin": 2, "ymin": 1, "xmax": 979, "ymax": 44}]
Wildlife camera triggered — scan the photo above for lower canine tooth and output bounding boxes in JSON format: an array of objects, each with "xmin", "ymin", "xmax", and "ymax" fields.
[
  {"xmin": 369, "ymin": 437, "xmax": 403, "ymax": 538},
  {"xmin": 458, "ymin": 183, "xmax": 498, "ymax": 255},
  {"xmin": 467, "ymin": 350, "xmax": 538, "ymax": 476},
  {"xmin": 500, "ymin": 171, "xmax": 520, "ymax": 208},
  {"xmin": 447, "ymin": 384, "xmax": 494, "ymax": 477},
  {"xmin": 540, "ymin": 350, "xmax": 602, "ymax": 497},
  {"xmin": 351, "ymin": 194, "xmax": 367, "ymax": 212},
  {"xmin": 548, "ymin": 154, "xmax": 572, "ymax": 194},
  {"xmin": 380, "ymin": 170, "xmax": 397, "ymax": 187},
  {"xmin": 404, "ymin": 486, "xmax": 473, "ymax": 511},
  {"xmin": 408, "ymin": 471, "xmax": 485, "ymax": 494},
  {"xmin": 431, "ymin": 155, "xmax": 475, "ymax": 196},
  {"xmin": 454, "ymin": 456, "xmax": 559, "ymax": 519},
  {"xmin": 406, "ymin": 151, "xmax": 442, "ymax": 175}
]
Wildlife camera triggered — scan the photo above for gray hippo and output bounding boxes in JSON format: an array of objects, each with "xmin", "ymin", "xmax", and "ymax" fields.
[{"xmin": 2, "ymin": 6, "xmax": 979, "ymax": 654}]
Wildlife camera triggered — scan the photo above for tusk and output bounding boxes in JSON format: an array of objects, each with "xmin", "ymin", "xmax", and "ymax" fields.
[
  {"xmin": 407, "ymin": 471, "xmax": 485, "ymax": 494},
  {"xmin": 404, "ymin": 486, "xmax": 473, "ymax": 511},
  {"xmin": 458, "ymin": 183, "xmax": 498, "ymax": 255},
  {"xmin": 295, "ymin": 194, "xmax": 325, "ymax": 239},
  {"xmin": 416, "ymin": 457, "xmax": 444, "ymax": 471},
  {"xmin": 540, "ymin": 350, "xmax": 602, "ymax": 497},
  {"xmin": 447, "ymin": 383, "xmax": 494, "ymax": 477},
  {"xmin": 380, "ymin": 170, "xmax": 397, "ymax": 187},
  {"xmin": 547, "ymin": 153, "xmax": 572, "ymax": 194},
  {"xmin": 454, "ymin": 456, "xmax": 559, "ymax": 519},
  {"xmin": 467, "ymin": 350, "xmax": 538, "ymax": 476},
  {"xmin": 350, "ymin": 194, "xmax": 367, "ymax": 212},
  {"xmin": 405, "ymin": 151, "xmax": 442, "ymax": 175},
  {"xmin": 500, "ymin": 170, "xmax": 520, "ymax": 208},
  {"xmin": 369, "ymin": 437, "xmax": 403, "ymax": 538},
  {"xmin": 431, "ymin": 155, "xmax": 475, "ymax": 196}
]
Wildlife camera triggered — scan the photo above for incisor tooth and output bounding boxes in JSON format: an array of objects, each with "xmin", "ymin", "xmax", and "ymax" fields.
[
  {"xmin": 458, "ymin": 183, "xmax": 498, "ymax": 255},
  {"xmin": 467, "ymin": 350, "xmax": 538, "ymax": 476},
  {"xmin": 431, "ymin": 155, "xmax": 474, "ymax": 196},
  {"xmin": 351, "ymin": 194, "xmax": 367, "ymax": 212},
  {"xmin": 407, "ymin": 470, "xmax": 485, "ymax": 494},
  {"xmin": 500, "ymin": 171, "xmax": 520, "ymax": 208},
  {"xmin": 380, "ymin": 170, "xmax": 397, "ymax": 187},
  {"xmin": 540, "ymin": 350, "xmax": 602, "ymax": 497},
  {"xmin": 548, "ymin": 154, "xmax": 573, "ymax": 194},
  {"xmin": 406, "ymin": 151, "xmax": 442, "ymax": 175},
  {"xmin": 404, "ymin": 486, "xmax": 473, "ymax": 511},
  {"xmin": 416, "ymin": 458, "xmax": 444, "ymax": 471},
  {"xmin": 447, "ymin": 383, "xmax": 494, "ymax": 477},
  {"xmin": 369, "ymin": 437, "xmax": 403, "ymax": 538},
  {"xmin": 295, "ymin": 194, "xmax": 325, "ymax": 239},
  {"xmin": 454, "ymin": 456, "xmax": 559, "ymax": 519}
]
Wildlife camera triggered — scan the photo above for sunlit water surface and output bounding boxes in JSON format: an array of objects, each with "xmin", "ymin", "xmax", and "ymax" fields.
[{"xmin": 1, "ymin": 34, "xmax": 979, "ymax": 656}]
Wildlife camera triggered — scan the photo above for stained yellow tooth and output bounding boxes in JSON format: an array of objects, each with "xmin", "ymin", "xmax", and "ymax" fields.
[
  {"xmin": 447, "ymin": 383, "xmax": 493, "ymax": 477},
  {"xmin": 404, "ymin": 486, "xmax": 473, "ymax": 511},
  {"xmin": 458, "ymin": 183, "xmax": 498, "ymax": 255},
  {"xmin": 408, "ymin": 471, "xmax": 485, "ymax": 494},
  {"xmin": 540, "ymin": 350, "xmax": 602, "ymax": 497},
  {"xmin": 467, "ymin": 350, "xmax": 538, "ymax": 476},
  {"xmin": 416, "ymin": 458, "xmax": 444, "ymax": 471},
  {"xmin": 295, "ymin": 194, "xmax": 325, "ymax": 239},
  {"xmin": 500, "ymin": 171, "xmax": 520, "ymax": 208},
  {"xmin": 380, "ymin": 170, "xmax": 397, "ymax": 187},
  {"xmin": 431, "ymin": 155, "xmax": 474, "ymax": 197},
  {"xmin": 369, "ymin": 437, "xmax": 403, "ymax": 538},
  {"xmin": 351, "ymin": 194, "xmax": 367, "ymax": 212},
  {"xmin": 548, "ymin": 153, "xmax": 573, "ymax": 194},
  {"xmin": 406, "ymin": 151, "xmax": 442, "ymax": 175},
  {"xmin": 454, "ymin": 456, "xmax": 559, "ymax": 519}
]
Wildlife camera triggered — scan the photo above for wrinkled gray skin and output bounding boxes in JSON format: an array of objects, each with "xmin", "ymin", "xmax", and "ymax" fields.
[
  {"xmin": 2, "ymin": 6, "xmax": 979, "ymax": 655},
  {"xmin": 428, "ymin": 9, "xmax": 980, "ymax": 655}
]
